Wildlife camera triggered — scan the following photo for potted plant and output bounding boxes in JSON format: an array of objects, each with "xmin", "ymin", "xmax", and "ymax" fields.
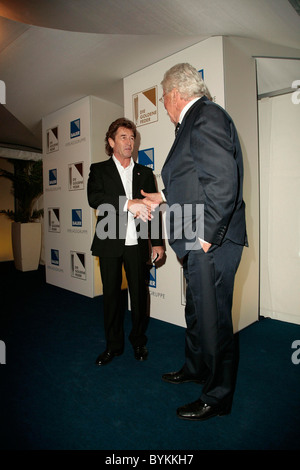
[{"xmin": 0, "ymin": 158, "xmax": 43, "ymax": 271}]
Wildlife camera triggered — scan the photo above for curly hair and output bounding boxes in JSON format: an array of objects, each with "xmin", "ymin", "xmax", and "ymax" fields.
[{"xmin": 105, "ymin": 117, "xmax": 137, "ymax": 156}]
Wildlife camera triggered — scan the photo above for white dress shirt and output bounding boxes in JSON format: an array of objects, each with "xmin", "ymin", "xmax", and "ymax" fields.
[{"xmin": 112, "ymin": 155, "xmax": 138, "ymax": 246}]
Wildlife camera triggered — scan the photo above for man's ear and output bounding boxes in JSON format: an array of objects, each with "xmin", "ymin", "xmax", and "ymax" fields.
[
  {"xmin": 108, "ymin": 137, "xmax": 114, "ymax": 149},
  {"xmin": 172, "ymin": 88, "xmax": 178, "ymax": 103}
]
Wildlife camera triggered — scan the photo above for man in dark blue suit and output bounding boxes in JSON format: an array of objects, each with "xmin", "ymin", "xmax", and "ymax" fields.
[
  {"xmin": 142, "ymin": 63, "xmax": 248, "ymax": 421},
  {"xmin": 88, "ymin": 118, "xmax": 164, "ymax": 366}
]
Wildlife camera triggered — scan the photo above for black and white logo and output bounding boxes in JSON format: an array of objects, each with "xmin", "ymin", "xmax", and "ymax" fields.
[
  {"xmin": 48, "ymin": 208, "xmax": 60, "ymax": 232},
  {"xmin": 47, "ymin": 126, "xmax": 59, "ymax": 153},
  {"xmin": 71, "ymin": 251, "xmax": 86, "ymax": 280}
]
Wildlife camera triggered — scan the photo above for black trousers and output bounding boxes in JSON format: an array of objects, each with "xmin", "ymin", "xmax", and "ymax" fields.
[
  {"xmin": 182, "ymin": 239, "xmax": 243, "ymax": 407},
  {"xmin": 99, "ymin": 245, "xmax": 149, "ymax": 352}
]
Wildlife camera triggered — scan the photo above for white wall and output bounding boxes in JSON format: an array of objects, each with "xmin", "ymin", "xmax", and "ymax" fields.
[
  {"xmin": 222, "ymin": 37, "xmax": 260, "ymax": 331},
  {"xmin": 259, "ymin": 92, "xmax": 300, "ymax": 325},
  {"xmin": 223, "ymin": 37, "xmax": 300, "ymax": 327}
]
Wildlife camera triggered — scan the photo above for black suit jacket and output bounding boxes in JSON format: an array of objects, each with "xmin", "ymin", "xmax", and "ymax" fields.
[
  {"xmin": 161, "ymin": 96, "xmax": 248, "ymax": 259},
  {"xmin": 87, "ymin": 158, "xmax": 162, "ymax": 261}
]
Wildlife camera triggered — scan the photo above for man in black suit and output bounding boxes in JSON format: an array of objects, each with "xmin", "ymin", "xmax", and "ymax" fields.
[
  {"xmin": 88, "ymin": 117, "xmax": 164, "ymax": 366},
  {"xmin": 142, "ymin": 63, "xmax": 248, "ymax": 421}
]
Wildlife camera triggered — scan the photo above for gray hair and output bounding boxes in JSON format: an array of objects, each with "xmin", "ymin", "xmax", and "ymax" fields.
[{"xmin": 161, "ymin": 63, "xmax": 212, "ymax": 100}]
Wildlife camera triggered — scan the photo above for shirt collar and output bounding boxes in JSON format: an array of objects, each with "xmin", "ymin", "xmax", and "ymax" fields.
[
  {"xmin": 112, "ymin": 155, "xmax": 134, "ymax": 171},
  {"xmin": 179, "ymin": 97, "xmax": 200, "ymax": 124}
]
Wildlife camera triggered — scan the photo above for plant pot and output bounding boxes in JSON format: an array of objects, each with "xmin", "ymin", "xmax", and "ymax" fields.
[{"xmin": 11, "ymin": 222, "xmax": 42, "ymax": 271}]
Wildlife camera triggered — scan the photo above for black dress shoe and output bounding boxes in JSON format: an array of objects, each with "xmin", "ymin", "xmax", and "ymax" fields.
[
  {"xmin": 95, "ymin": 349, "xmax": 122, "ymax": 366},
  {"xmin": 134, "ymin": 345, "xmax": 148, "ymax": 361},
  {"xmin": 162, "ymin": 368, "xmax": 206, "ymax": 384},
  {"xmin": 177, "ymin": 399, "xmax": 230, "ymax": 421}
]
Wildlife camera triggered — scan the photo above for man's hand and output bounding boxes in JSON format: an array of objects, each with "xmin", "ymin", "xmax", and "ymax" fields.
[
  {"xmin": 141, "ymin": 190, "xmax": 163, "ymax": 210},
  {"xmin": 128, "ymin": 199, "xmax": 152, "ymax": 222},
  {"xmin": 151, "ymin": 246, "xmax": 165, "ymax": 263}
]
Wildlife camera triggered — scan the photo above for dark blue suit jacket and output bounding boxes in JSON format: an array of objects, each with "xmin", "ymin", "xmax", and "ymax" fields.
[{"xmin": 161, "ymin": 96, "xmax": 248, "ymax": 259}]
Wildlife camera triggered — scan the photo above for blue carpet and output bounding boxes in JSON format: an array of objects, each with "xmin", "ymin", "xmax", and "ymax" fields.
[{"xmin": 1, "ymin": 262, "xmax": 300, "ymax": 451}]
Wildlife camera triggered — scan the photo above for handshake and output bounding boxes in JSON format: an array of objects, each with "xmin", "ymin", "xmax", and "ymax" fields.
[{"xmin": 128, "ymin": 190, "xmax": 163, "ymax": 222}]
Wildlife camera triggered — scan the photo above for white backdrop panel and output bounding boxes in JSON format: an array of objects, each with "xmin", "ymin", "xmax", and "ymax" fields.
[
  {"xmin": 42, "ymin": 96, "xmax": 123, "ymax": 298},
  {"xmin": 43, "ymin": 97, "xmax": 94, "ymax": 296},
  {"xmin": 124, "ymin": 37, "xmax": 225, "ymax": 327}
]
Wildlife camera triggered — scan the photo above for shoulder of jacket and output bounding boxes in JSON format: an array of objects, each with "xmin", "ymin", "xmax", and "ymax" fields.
[
  {"xmin": 204, "ymin": 99, "xmax": 229, "ymax": 115},
  {"xmin": 199, "ymin": 99, "xmax": 232, "ymax": 123},
  {"xmin": 91, "ymin": 158, "xmax": 111, "ymax": 168},
  {"xmin": 135, "ymin": 162, "xmax": 153, "ymax": 173}
]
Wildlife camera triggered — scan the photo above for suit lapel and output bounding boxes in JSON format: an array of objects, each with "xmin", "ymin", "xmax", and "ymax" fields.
[
  {"xmin": 132, "ymin": 163, "xmax": 142, "ymax": 198},
  {"xmin": 106, "ymin": 157, "xmax": 126, "ymax": 195}
]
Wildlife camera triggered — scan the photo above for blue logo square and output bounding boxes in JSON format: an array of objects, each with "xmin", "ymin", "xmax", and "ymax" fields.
[
  {"xmin": 148, "ymin": 265, "xmax": 156, "ymax": 288},
  {"xmin": 49, "ymin": 169, "xmax": 57, "ymax": 185},
  {"xmin": 72, "ymin": 209, "xmax": 82, "ymax": 227},
  {"xmin": 138, "ymin": 147, "xmax": 154, "ymax": 170},
  {"xmin": 70, "ymin": 119, "xmax": 80, "ymax": 139},
  {"xmin": 51, "ymin": 249, "xmax": 59, "ymax": 265}
]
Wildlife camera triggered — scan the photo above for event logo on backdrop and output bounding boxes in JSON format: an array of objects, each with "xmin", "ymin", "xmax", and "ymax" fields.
[
  {"xmin": 132, "ymin": 86, "xmax": 158, "ymax": 127},
  {"xmin": 51, "ymin": 249, "xmax": 59, "ymax": 266},
  {"xmin": 71, "ymin": 251, "xmax": 86, "ymax": 280},
  {"xmin": 68, "ymin": 162, "xmax": 84, "ymax": 190},
  {"xmin": 148, "ymin": 265, "xmax": 156, "ymax": 288},
  {"xmin": 48, "ymin": 208, "xmax": 60, "ymax": 232},
  {"xmin": 138, "ymin": 147, "xmax": 154, "ymax": 170},
  {"xmin": 49, "ymin": 248, "xmax": 63, "ymax": 273},
  {"xmin": 72, "ymin": 209, "xmax": 82, "ymax": 227},
  {"xmin": 46, "ymin": 168, "xmax": 61, "ymax": 192},
  {"xmin": 70, "ymin": 118, "xmax": 80, "ymax": 139},
  {"xmin": 47, "ymin": 126, "xmax": 59, "ymax": 153},
  {"xmin": 68, "ymin": 209, "xmax": 87, "ymax": 235},
  {"xmin": 49, "ymin": 169, "xmax": 57, "ymax": 186},
  {"xmin": 148, "ymin": 266, "xmax": 166, "ymax": 301}
]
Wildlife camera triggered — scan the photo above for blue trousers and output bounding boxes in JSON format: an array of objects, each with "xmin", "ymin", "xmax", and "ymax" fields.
[{"xmin": 182, "ymin": 239, "xmax": 243, "ymax": 407}]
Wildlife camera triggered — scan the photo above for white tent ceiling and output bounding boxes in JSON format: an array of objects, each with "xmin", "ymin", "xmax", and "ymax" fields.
[{"xmin": 0, "ymin": 0, "xmax": 300, "ymax": 156}]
